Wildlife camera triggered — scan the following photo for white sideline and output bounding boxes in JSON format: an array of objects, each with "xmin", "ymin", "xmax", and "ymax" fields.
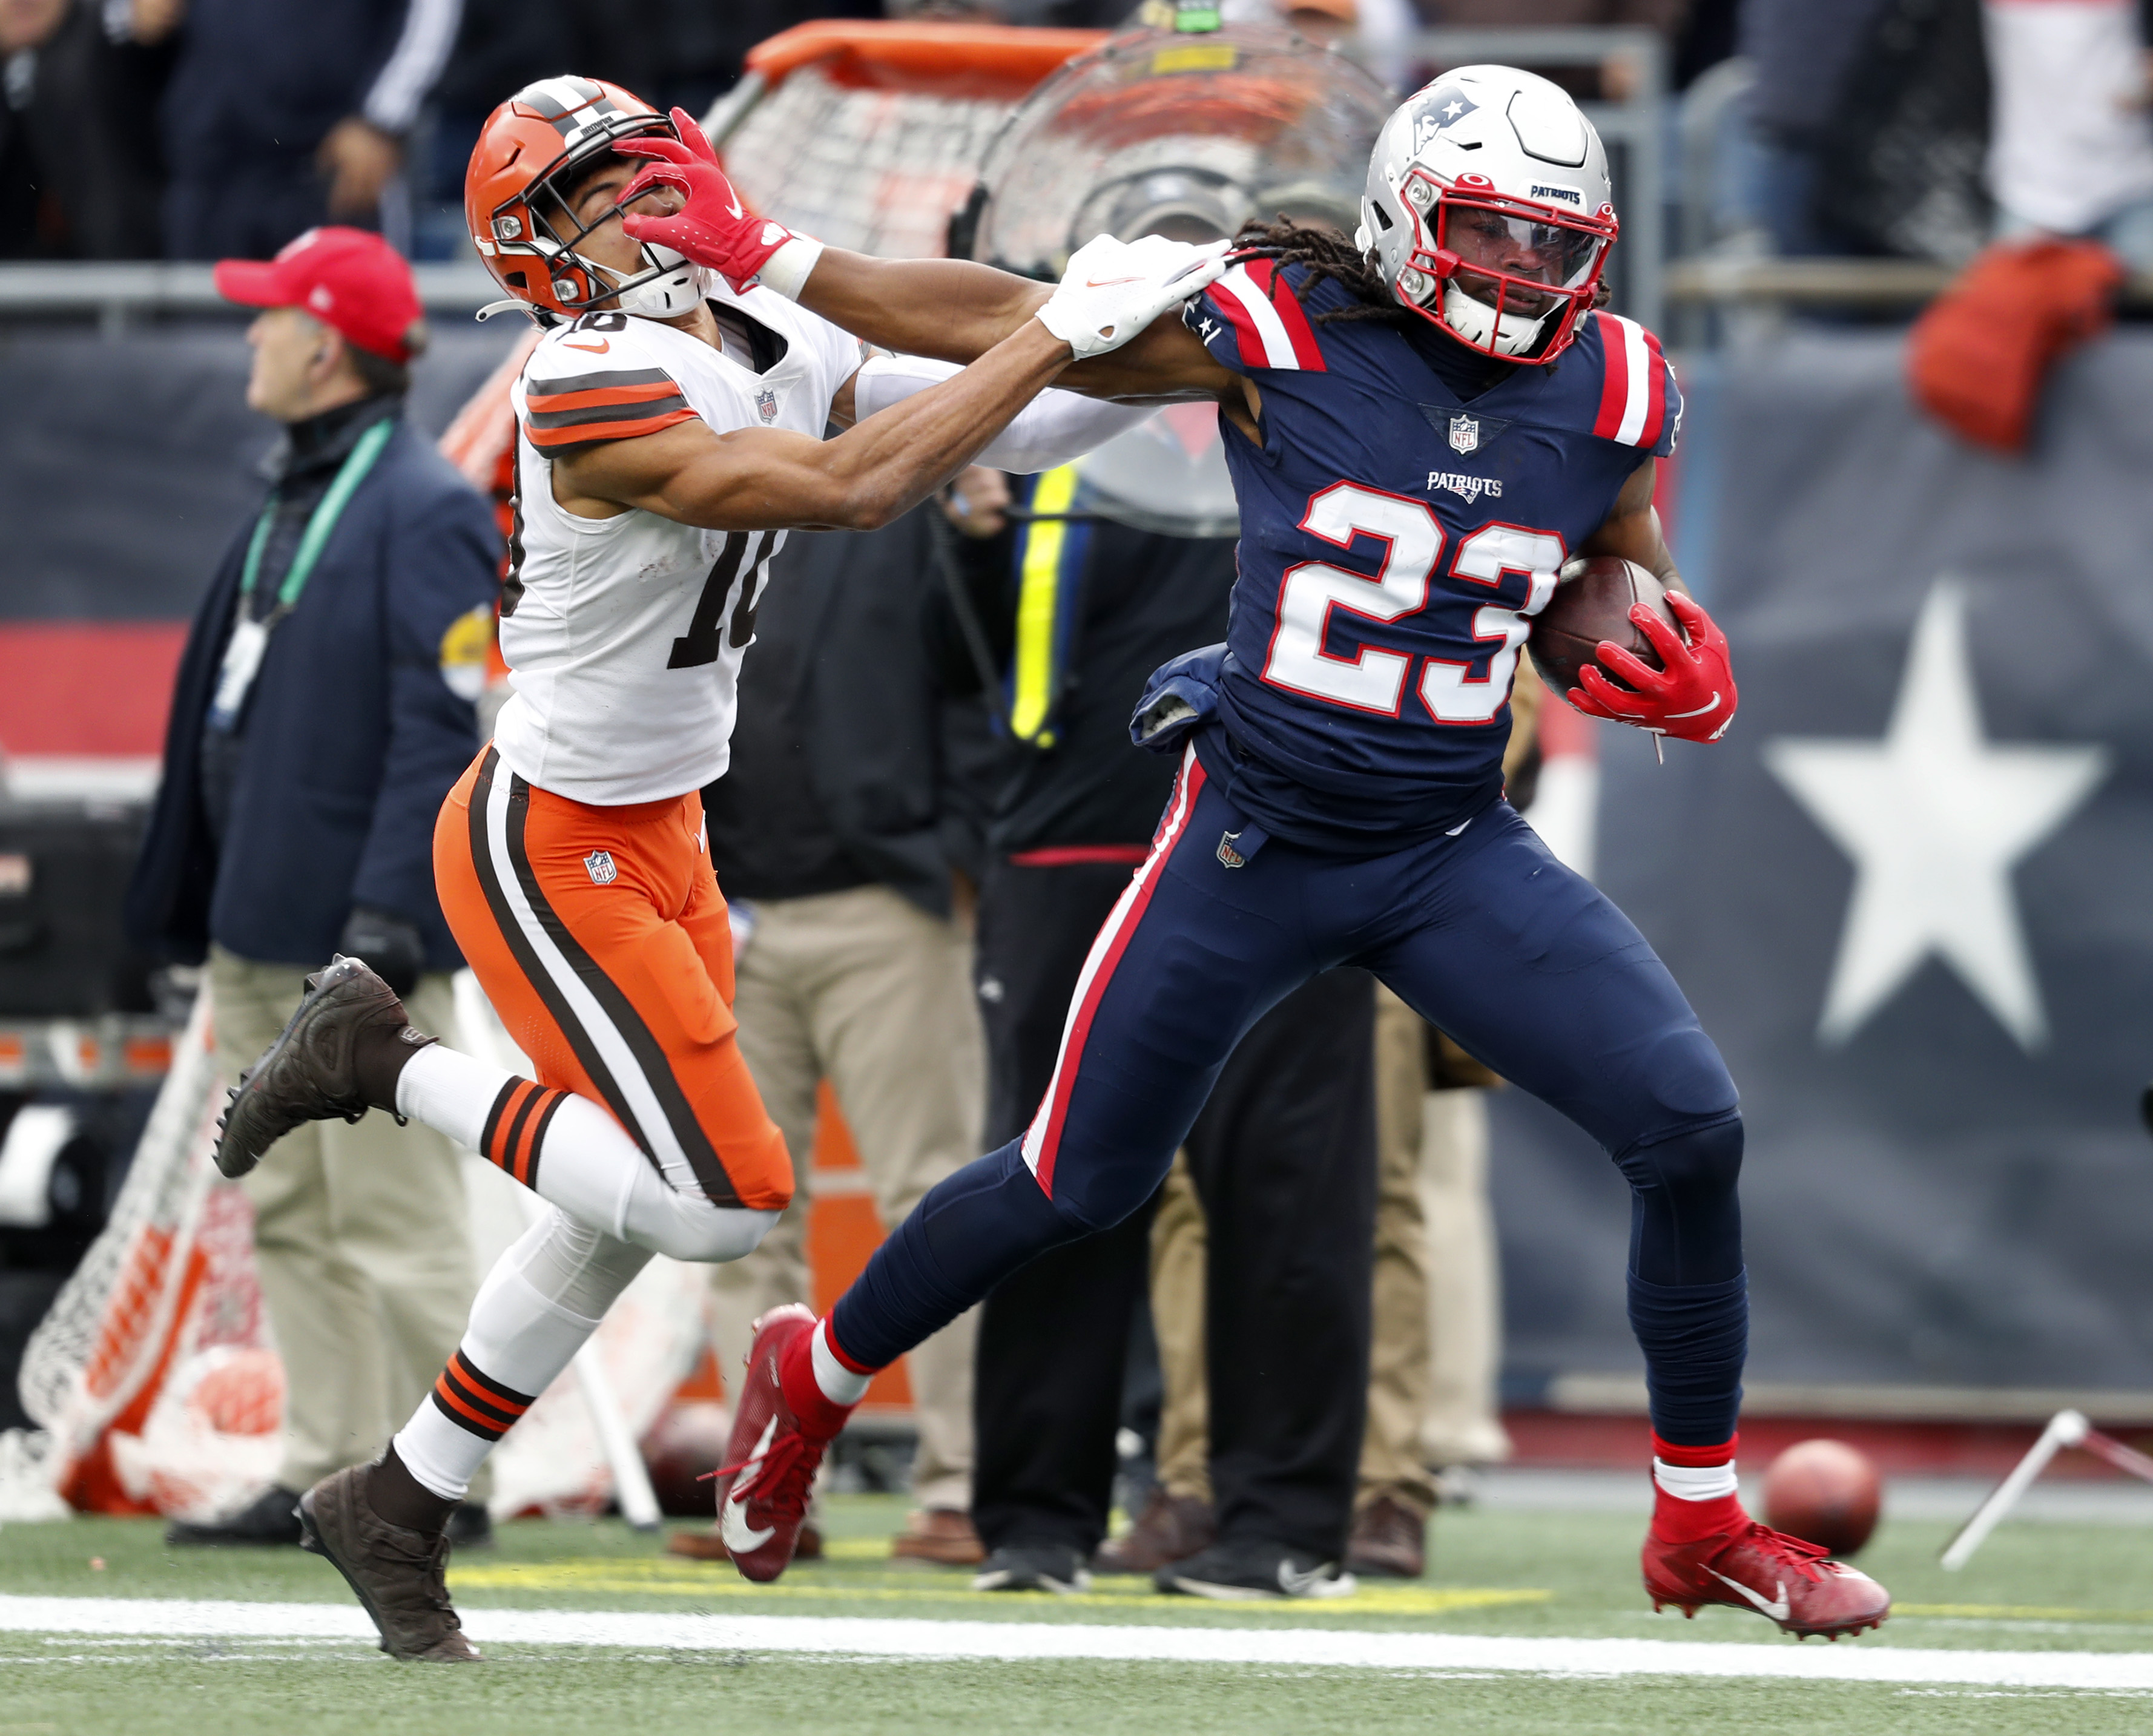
[{"xmin": 0, "ymin": 1597, "xmax": 2151, "ymax": 1688}]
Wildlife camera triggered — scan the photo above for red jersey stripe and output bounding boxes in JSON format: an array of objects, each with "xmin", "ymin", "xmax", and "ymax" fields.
[
  {"xmin": 1592, "ymin": 310, "xmax": 1630, "ymax": 440},
  {"xmin": 1204, "ymin": 279, "xmax": 1265, "ymax": 370},
  {"xmin": 1244, "ymin": 258, "xmax": 1327, "ymax": 371}
]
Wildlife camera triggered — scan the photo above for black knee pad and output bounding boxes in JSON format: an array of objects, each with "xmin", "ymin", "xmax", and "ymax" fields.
[
  {"xmin": 1640, "ymin": 1113, "xmax": 1744, "ymax": 1200},
  {"xmin": 1617, "ymin": 1113, "xmax": 1744, "ymax": 1287}
]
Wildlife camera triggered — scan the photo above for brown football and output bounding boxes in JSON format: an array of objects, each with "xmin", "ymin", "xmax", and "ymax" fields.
[
  {"xmin": 641, "ymin": 1399, "xmax": 730, "ymax": 1517},
  {"xmin": 1762, "ymin": 1438, "xmax": 1883, "ymax": 1557},
  {"xmin": 1528, "ymin": 556, "xmax": 1675, "ymax": 697}
]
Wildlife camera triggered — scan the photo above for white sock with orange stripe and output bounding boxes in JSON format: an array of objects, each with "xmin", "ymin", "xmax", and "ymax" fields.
[
  {"xmin": 395, "ymin": 1205, "xmax": 650, "ymax": 1500},
  {"xmin": 395, "ymin": 1044, "xmax": 514, "ymax": 1151},
  {"xmin": 395, "ymin": 1045, "xmax": 779, "ymax": 1264}
]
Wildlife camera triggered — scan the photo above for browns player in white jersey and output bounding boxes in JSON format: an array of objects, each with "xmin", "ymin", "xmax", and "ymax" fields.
[{"xmin": 211, "ymin": 75, "xmax": 1222, "ymax": 1660}]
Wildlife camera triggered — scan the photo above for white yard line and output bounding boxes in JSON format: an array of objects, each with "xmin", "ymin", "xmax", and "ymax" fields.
[{"xmin": 0, "ymin": 1596, "xmax": 2149, "ymax": 1688}]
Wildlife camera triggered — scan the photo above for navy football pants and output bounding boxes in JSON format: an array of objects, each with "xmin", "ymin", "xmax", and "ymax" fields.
[{"xmin": 834, "ymin": 752, "xmax": 1747, "ymax": 1446}]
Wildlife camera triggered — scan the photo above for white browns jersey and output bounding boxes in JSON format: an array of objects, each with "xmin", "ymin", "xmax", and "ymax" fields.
[{"xmin": 493, "ymin": 287, "xmax": 860, "ymax": 804}]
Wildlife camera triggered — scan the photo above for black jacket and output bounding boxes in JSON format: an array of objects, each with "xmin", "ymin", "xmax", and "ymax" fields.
[
  {"xmin": 704, "ymin": 507, "xmax": 965, "ymax": 919},
  {"xmin": 125, "ymin": 411, "xmax": 500, "ymax": 970},
  {"xmin": 931, "ymin": 508, "xmax": 1238, "ymax": 855},
  {"xmin": 161, "ymin": 0, "xmax": 452, "ymax": 173},
  {"xmin": 0, "ymin": 0, "xmax": 168, "ymax": 259}
]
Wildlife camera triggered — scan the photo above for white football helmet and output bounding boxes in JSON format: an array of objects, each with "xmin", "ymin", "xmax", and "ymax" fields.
[{"xmin": 1356, "ymin": 66, "xmax": 1617, "ymax": 363}]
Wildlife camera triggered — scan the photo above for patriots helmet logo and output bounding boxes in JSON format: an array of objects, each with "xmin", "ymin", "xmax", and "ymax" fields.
[
  {"xmin": 1448, "ymin": 413, "xmax": 1480, "ymax": 455},
  {"xmin": 1411, "ymin": 84, "xmax": 1479, "ymax": 154}
]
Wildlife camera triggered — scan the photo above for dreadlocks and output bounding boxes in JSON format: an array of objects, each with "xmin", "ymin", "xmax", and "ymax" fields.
[{"xmin": 1227, "ymin": 217, "xmax": 1416, "ymax": 329}]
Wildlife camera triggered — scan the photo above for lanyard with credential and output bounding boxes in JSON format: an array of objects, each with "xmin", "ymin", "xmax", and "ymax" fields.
[{"xmin": 208, "ymin": 416, "xmax": 395, "ymax": 732}]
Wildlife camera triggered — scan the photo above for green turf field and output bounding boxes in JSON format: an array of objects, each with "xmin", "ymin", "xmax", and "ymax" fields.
[{"xmin": 0, "ymin": 1494, "xmax": 2148, "ymax": 1733}]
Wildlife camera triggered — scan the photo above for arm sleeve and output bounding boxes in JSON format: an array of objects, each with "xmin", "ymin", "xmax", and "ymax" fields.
[
  {"xmin": 349, "ymin": 482, "xmax": 500, "ymax": 942},
  {"xmin": 363, "ymin": 0, "xmax": 463, "ymax": 134},
  {"xmin": 852, "ymin": 355, "xmax": 1153, "ymax": 473}
]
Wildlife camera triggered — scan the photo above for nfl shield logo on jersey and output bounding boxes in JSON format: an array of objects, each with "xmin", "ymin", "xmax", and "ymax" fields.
[
  {"xmin": 1448, "ymin": 413, "xmax": 1480, "ymax": 455},
  {"xmin": 584, "ymin": 849, "xmax": 618, "ymax": 886},
  {"xmin": 755, "ymin": 387, "xmax": 779, "ymax": 424}
]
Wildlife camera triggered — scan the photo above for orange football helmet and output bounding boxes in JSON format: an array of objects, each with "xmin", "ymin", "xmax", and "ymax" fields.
[{"xmin": 466, "ymin": 75, "xmax": 702, "ymax": 323}]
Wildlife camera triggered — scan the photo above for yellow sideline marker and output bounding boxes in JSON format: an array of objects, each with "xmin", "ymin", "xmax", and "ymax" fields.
[{"xmin": 447, "ymin": 1556, "xmax": 1549, "ymax": 1617}]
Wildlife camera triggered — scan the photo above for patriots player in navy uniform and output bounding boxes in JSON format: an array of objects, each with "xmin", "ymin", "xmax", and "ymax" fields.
[{"xmin": 616, "ymin": 65, "xmax": 1888, "ymax": 1635}]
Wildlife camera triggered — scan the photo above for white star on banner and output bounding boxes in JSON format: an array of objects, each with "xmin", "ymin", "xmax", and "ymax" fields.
[{"xmin": 1760, "ymin": 580, "xmax": 2108, "ymax": 1051}]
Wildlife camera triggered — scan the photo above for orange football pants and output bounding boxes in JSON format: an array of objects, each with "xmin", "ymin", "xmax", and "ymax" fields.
[{"xmin": 434, "ymin": 746, "xmax": 793, "ymax": 1212}]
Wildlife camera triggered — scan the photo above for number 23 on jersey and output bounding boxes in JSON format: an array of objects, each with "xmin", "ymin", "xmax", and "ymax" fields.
[{"xmin": 1261, "ymin": 482, "xmax": 1563, "ymax": 725}]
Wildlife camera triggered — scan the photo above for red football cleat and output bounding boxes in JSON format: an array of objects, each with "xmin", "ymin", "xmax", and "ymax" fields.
[
  {"xmin": 714, "ymin": 1305, "xmax": 847, "ymax": 1583},
  {"xmin": 1643, "ymin": 1519, "xmax": 1891, "ymax": 1639}
]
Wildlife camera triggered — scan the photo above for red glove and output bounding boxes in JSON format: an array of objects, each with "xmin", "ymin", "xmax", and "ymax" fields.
[
  {"xmin": 1566, "ymin": 591, "xmax": 1738, "ymax": 743},
  {"xmin": 616, "ymin": 108, "xmax": 817, "ymax": 295}
]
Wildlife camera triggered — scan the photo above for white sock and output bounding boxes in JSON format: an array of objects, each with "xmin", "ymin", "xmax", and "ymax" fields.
[
  {"xmin": 1653, "ymin": 1457, "xmax": 1739, "ymax": 1502},
  {"xmin": 394, "ymin": 1208, "xmax": 651, "ymax": 1501},
  {"xmin": 812, "ymin": 1318, "xmax": 872, "ymax": 1406},
  {"xmin": 395, "ymin": 1043, "xmax": 514, "ymax": 1150},
  {"xmin": 397, "ymin": 1047, "xmax": 777, "ymax": 1265}
]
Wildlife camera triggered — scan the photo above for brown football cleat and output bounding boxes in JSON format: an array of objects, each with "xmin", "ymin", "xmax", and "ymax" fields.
[
  {"xmin": 1344, "ymin": 1493, "xmax": 1428, "ymax": 1580},
  {"xmin": 298, "ymin": 1464, "xmax": 476, "ymax": 1662},
  {"xmin": 889, "ymin": 1508, "xmax": 984, "ymax": 1566},
  {"xmin": 1093, "ymin": 1486, "xmax": 1217, "ymax": 1576},
  {"xmin": 214, "ymin": 955, "xmax": 434, "ymax": 1178},
  {"xmin": 1643, "ymin": 1519, "xmax": 1890, "ymax": 1640}
]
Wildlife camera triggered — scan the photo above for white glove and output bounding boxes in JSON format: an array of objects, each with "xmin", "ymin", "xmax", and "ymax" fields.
[{"xmin": 1035, "ymin": 234, "xmax": 1230, "ymax": 360}]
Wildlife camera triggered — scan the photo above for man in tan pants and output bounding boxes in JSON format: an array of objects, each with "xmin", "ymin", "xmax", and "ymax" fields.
[
  {"xmin": 174, "ymin": 952, "xmax": 487, "ymax": 1543},
  {"xmin": 665, "ymin": 514, "xmax": 986, "ymax": 1567},
  {"xmin": 681, "ymin": 885, "xmax": 984, "ymax": 1562},
  {"xmin": 120, "ymin": 231, "xmax": 503, "ymax": 1546}
]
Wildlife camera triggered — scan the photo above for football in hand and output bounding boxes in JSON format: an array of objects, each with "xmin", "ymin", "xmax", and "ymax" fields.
[
  {"xmin": 1762, "ymin": 1438, "xmax": 1883, "ymax": 1557},
  {"xmin": 1528, "ymin": 556, "xmax": 1677, "ymax": 698}
]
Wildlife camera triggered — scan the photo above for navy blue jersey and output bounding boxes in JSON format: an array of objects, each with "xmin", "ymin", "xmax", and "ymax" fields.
[{"xmin": 1182, "ymin": 259, "xmax": 1680, "ymax": 850}]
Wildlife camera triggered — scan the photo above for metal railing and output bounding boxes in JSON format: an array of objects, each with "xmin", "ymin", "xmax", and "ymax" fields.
[{"xmin": 0, "ymin": 260, "xmax": 500, "ymax": 333}]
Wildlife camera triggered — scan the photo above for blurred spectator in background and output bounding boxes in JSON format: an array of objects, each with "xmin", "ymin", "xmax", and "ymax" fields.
[
  {"xmin": 417, "ymin": 0, "xmax": 574, "ymax": 255},
  {"xmin": 415, "ymin": 2, "xmax": 874, "ymax": 257},
  {"xmin": 123, "ymin": 228, "xmax": 500, "ymax": 1544},
  {"xmin": 1410, "ymin": 0, "xmax": 1689, "ymax": 102},
  {"xmin": 1983, "ymin": 0, "xmax": 2153, "ymax": 266},
  {"xmin": 934, "ymin": 464, "xmax": 1378, "ymax": 1600},
  {"xmin": 1738, "ymin": 0, "xmax": 1893, "ymax": 256},
  {"xmin": 0, "ymin": 0, "xmax": 171, "ymax": 257},
  {"xmin": 158, "ymin": 0, "xmax": 463, "ymax": 260},
  {"xmin": 662, "ymin": 509, "xmax": 989, "ymax": 1572}
]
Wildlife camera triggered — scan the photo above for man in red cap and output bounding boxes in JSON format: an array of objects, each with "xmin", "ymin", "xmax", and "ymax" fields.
[{"xmin": 125, "ymin": 225, "xmax": 505, "ymax": 1548}]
